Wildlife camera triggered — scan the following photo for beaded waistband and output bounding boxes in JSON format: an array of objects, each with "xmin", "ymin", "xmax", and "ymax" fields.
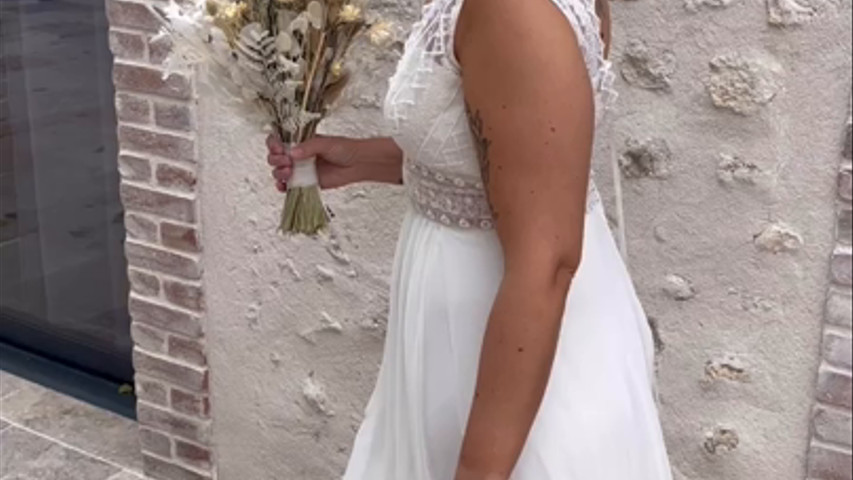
[
  {"xmin": 404, "ymin": 159, "xmax": 601, "ymax": 231},
  {"xmin": 404, "ymin": 160, "xmax": 495, "ymax": 230}
]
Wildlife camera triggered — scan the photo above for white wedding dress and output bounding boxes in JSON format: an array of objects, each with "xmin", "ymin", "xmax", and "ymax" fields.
[{"xmin": 343, "ymin": 0, "xmax": 673, "ymax": 478}]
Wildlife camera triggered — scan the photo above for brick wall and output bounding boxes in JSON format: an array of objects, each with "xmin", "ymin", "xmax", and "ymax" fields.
[
  {"xmin": 806, "ymin": 97, "xmax": 853, "ymax": 480},
  {"xmin": 106, "ymin": 1, "xmax": 214, "ymax": 479}
]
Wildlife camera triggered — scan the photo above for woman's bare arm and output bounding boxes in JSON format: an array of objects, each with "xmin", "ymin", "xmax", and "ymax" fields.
[{"xmin": 454, "ymin": 0, "xmax": 595, "ymax": 478}]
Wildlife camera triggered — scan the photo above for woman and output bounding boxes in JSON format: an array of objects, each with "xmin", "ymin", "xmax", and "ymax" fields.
[{"xmin": 268, "ymin": 0, "xmax": 673, "ymax": 478}]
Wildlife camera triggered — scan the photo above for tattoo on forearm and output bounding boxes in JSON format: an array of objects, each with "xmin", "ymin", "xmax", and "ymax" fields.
[{"xmin": 465, "ymin": 102, "xmax": 497, "ymax": 216}]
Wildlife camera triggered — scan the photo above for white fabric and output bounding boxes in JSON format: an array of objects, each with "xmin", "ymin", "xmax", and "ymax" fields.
[
  {"xmin": 343, "ymin": 0, "xmax": 673, "ymax": 478},
  {"xmin": 290, "ymin": 157, "xmax": 319, "ymax": 187}
]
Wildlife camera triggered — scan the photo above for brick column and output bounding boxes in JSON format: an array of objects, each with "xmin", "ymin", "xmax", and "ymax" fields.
[
  {"xmin": 805, "ymin": 96, "xmax": 853, "ymax": 480},
  {"xmin": 106, "ymin": 1, "xmax": 215, "ymax": 479}
]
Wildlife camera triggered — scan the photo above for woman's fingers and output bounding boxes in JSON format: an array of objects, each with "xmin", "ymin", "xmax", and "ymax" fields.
[
  {"xmin": 288, "ymin": 136, "xmax": 329, "ymax": 160},
  {"xmin": 290, "ymin": 136, "xmax": 354, "ymax": 166},
  {"xmin": 266, "ymin": 134, "xmax": 285, "ymax": 154},
  {"xmin": 272, "ymin": 166, "xmax": 292, "ymax": 182},
  {"xmin": 267, "ymin": 135, "xmax": 292, "ymax": 167},
  {"xmin": 276, "ymin": 180, "xmax": 287, "ymax": 192},
  {"xmin": 268, "ymin": 152, "xmax": 292, "ymax": 167}
]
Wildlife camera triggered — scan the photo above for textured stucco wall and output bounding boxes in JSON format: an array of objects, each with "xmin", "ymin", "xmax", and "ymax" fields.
[{"xmin": 199, "ymin": 1, "xmax": 853, "ymax": 479}]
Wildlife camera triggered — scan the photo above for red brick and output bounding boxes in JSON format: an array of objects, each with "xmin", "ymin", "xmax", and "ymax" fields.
[
  {"xmin": 106, "ymin": 0, "xmax": 162, "ymax": 32},
  {"xmin": 125, "ymin": 213, "xmax": 159, "ymax": 242},
  {"xmin": 119, "ymin": 154, "xmax": 152, "ymax": 181},
  {"xmin": 808, "ymin": 445, "xmax": 853, "ymax": 480},
  {"xmin": 175, "ymin": 440, "xmax": 212, "ymax": 470},
  {"xmin": 839, "ymin": 205, "xmax": 853, "ymax": 246},
  {"xmin": 827, "ymin": 290, "xmax": 853, "ymax": 329},
  {"xmin": 109, "ymin": 30, "xmax": 146, "ymax": 61},
  {"xmin": 156, "ymin": 164, "xmax": 197, "ymax": 194},
  {"xmin": 170, "ymin": 389, "xmax": 209, "ymax": 418},
  {"xmin": 817, "ymin": 368, "xmax": 853, "ymax": 410},
  {"xmin": 160, "ymin": 222, "xmax": 200, "ymax": 254},
  {"xmin": 155, "ymin": 102, "xmax": 193, "ymax": 131},
  {"xmin": 137, "ymin": 403, "xmax": 211, "ymax": 444},
  {"xmin": 129, "ymin": 296, "xmax": 202, "ymax": 338},
  {"xmin": 139, "ymin": 427, "xmax": 173, "ymax": 458},
  {"xmin": 134, "ymin": 348, "xmax": 207, "ymax": 392},
  {"xmin": 813, "ymin": 406, "xmax": 853, "ymax": 447},
  {"xmin": 119, "ymin": 125, "xmax": 195, "ymax": 163},
  {"xmin": 129, "ymin": 269, "xmax": 161, "ymax": 297},
  {"xmin": 121, "ymin": 184, "xmax": 195, "ymax": 223},
  {"xmin": 143, "ymin": 453, "xmax": 211, "ymax": 480},
  {"xmin": 840, "ymin": 169, "xmax": 852, "ymax": 202},
  {"xmin": 163, "ymin": 279, "xmax": 203, "ymax": 311},
  {"xmin": 148, "ymin": 35, "xmax": 172, "ymax": 66},
  {"xmin": 135, "ymin": 376, "xmax": 168, "ymax": 406},
  {"xmin": 824, "ymin": 332, "xmax": 853, "ymax": 370},
  {"xmin": 113, "ymin": 63, "xmax": 192, "ymax": 101},
  {"xmin": 132, "ymin": 323, "xmax": 166, "ymax": 353},
  {"xmin": 125, "ymin": 242, "xmax": 201, "ymax": 280},
  {"xmin": 831, "ymin": 246, "xmax": 852, "ymax": 286},
  {"xmin": 116, "ymin": 93, "xmax": 151, "ymax": 124},
  {"xmin": 168, "ymin": 336, "xmax": 206, "ymax": 367},
  {"xmin": 124, "ymin": 242, "xmax": 200, "ymax": 280}
]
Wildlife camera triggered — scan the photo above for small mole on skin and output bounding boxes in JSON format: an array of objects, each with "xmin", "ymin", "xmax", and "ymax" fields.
[
  {"xmin": 501, "ymin": 104, "xmax": 507, "ymax": 110},
  {"xmin": 517, "ymin": 347, "xmax": 525, "ymax": 353},
  {"xmin": 550, "ymin": 127, "xmax": 557, "ymax": 133}
]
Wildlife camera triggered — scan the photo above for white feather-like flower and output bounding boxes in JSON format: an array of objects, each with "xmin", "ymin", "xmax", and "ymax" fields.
[
  {"xmin": 338, "ymin": 4, "xmax": 361, "ymax": 23},
  {"xmin": 368, "ymin": 20, "xmax": 394, "ymax": 47}
]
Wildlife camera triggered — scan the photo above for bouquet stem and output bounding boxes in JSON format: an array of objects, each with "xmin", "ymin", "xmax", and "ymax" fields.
[{"xmin": 279, "ymin": 156, "xmax": 329, "ymax": 235}]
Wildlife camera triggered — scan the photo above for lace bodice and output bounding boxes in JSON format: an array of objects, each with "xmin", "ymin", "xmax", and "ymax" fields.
[{"xmin": 383, "ymin": 0, "xmax": 616, "ymax": 230}]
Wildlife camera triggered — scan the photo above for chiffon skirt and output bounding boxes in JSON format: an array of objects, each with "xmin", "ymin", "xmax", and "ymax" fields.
[{"xmin": 343, "ymin": 202, "xmax": 673, "ymax": 480}]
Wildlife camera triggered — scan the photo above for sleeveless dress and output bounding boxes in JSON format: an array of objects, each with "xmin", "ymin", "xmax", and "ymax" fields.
[{"xmin": 343, "ymin": 1, "xmax": 673, "ymax": 478}]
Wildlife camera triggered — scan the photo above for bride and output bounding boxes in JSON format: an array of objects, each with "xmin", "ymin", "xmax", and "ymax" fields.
[{"xmin": 268, "ymin": 0, "xmax": 673, "ymax": 478}]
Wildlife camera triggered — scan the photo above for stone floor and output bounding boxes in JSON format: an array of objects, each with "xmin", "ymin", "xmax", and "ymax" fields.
[{"xmin": 0, "ymin": 370, "xmax": 142, "ymax": 480}]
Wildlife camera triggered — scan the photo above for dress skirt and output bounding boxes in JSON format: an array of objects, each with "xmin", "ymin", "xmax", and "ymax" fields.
[{"xmin": 343, "ymin": 202, "xmax": 673, "ymax": 480}]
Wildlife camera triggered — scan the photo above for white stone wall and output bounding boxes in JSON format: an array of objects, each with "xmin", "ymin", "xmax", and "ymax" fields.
[{"xmin": 198, "ymin": 1, "xmax": 853, "ymax": 479}]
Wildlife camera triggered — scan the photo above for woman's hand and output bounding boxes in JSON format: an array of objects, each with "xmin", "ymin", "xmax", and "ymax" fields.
[{"xmin": 267, "ymin": 135, "xmax": 403, "ymax": 192}]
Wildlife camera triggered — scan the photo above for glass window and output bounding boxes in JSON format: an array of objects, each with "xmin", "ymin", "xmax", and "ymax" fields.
[{"xmin": 1, "ymin": 0, "xmax": 133, "ymax": 382}]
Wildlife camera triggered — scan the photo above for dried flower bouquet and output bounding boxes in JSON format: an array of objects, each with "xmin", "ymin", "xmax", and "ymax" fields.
[{"xmin": 152, "ymin": 0, "xmax": 390, "ymax": 234}]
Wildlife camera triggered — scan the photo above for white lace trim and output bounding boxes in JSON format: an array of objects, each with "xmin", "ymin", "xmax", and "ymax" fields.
[
  {"xmin": 406, "ymin": 158, "xmax": 601, "ymax": 230},
  {"xmin": 385, "ymin": 0, "xmax": 616, "ymax": 127}
]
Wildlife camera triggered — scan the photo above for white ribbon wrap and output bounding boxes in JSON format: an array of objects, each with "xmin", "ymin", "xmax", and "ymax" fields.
[{"xmin": 290, "ymin": 157, "xmax": 319, "ymax": 188}]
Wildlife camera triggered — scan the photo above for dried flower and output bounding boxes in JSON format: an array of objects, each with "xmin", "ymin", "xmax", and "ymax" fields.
[
  {"xmin": 289, "ymin": 15, "xmax": 309, "ymax": 34},
  {"xmin": 205, "ymin": 0, "xmax": 219, "ymax": 16},
  {"xmin": 338, "ymin": 4, "xmax": 361, "ymax": 23},
  {"xmin": 275, "ymin": 31, "xmax": 294, "ymax": 53},
  {"xmin": 368, "ymin": 20, "xmax": 393, "ymax": 46},
  {"xmin": 330, "ymin": 61, "xmax": 344, "ymax": 78},
  {"xmin": 306, "ymin": 0, "xmax": 325, "ymax": 28},
  {"xmin": 208, "ymin": 0, "xmax": 248, "ymax": 43},
  {"xmin": 220, "ymin": 1, "xmax": 247, "ymax": 20}
]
